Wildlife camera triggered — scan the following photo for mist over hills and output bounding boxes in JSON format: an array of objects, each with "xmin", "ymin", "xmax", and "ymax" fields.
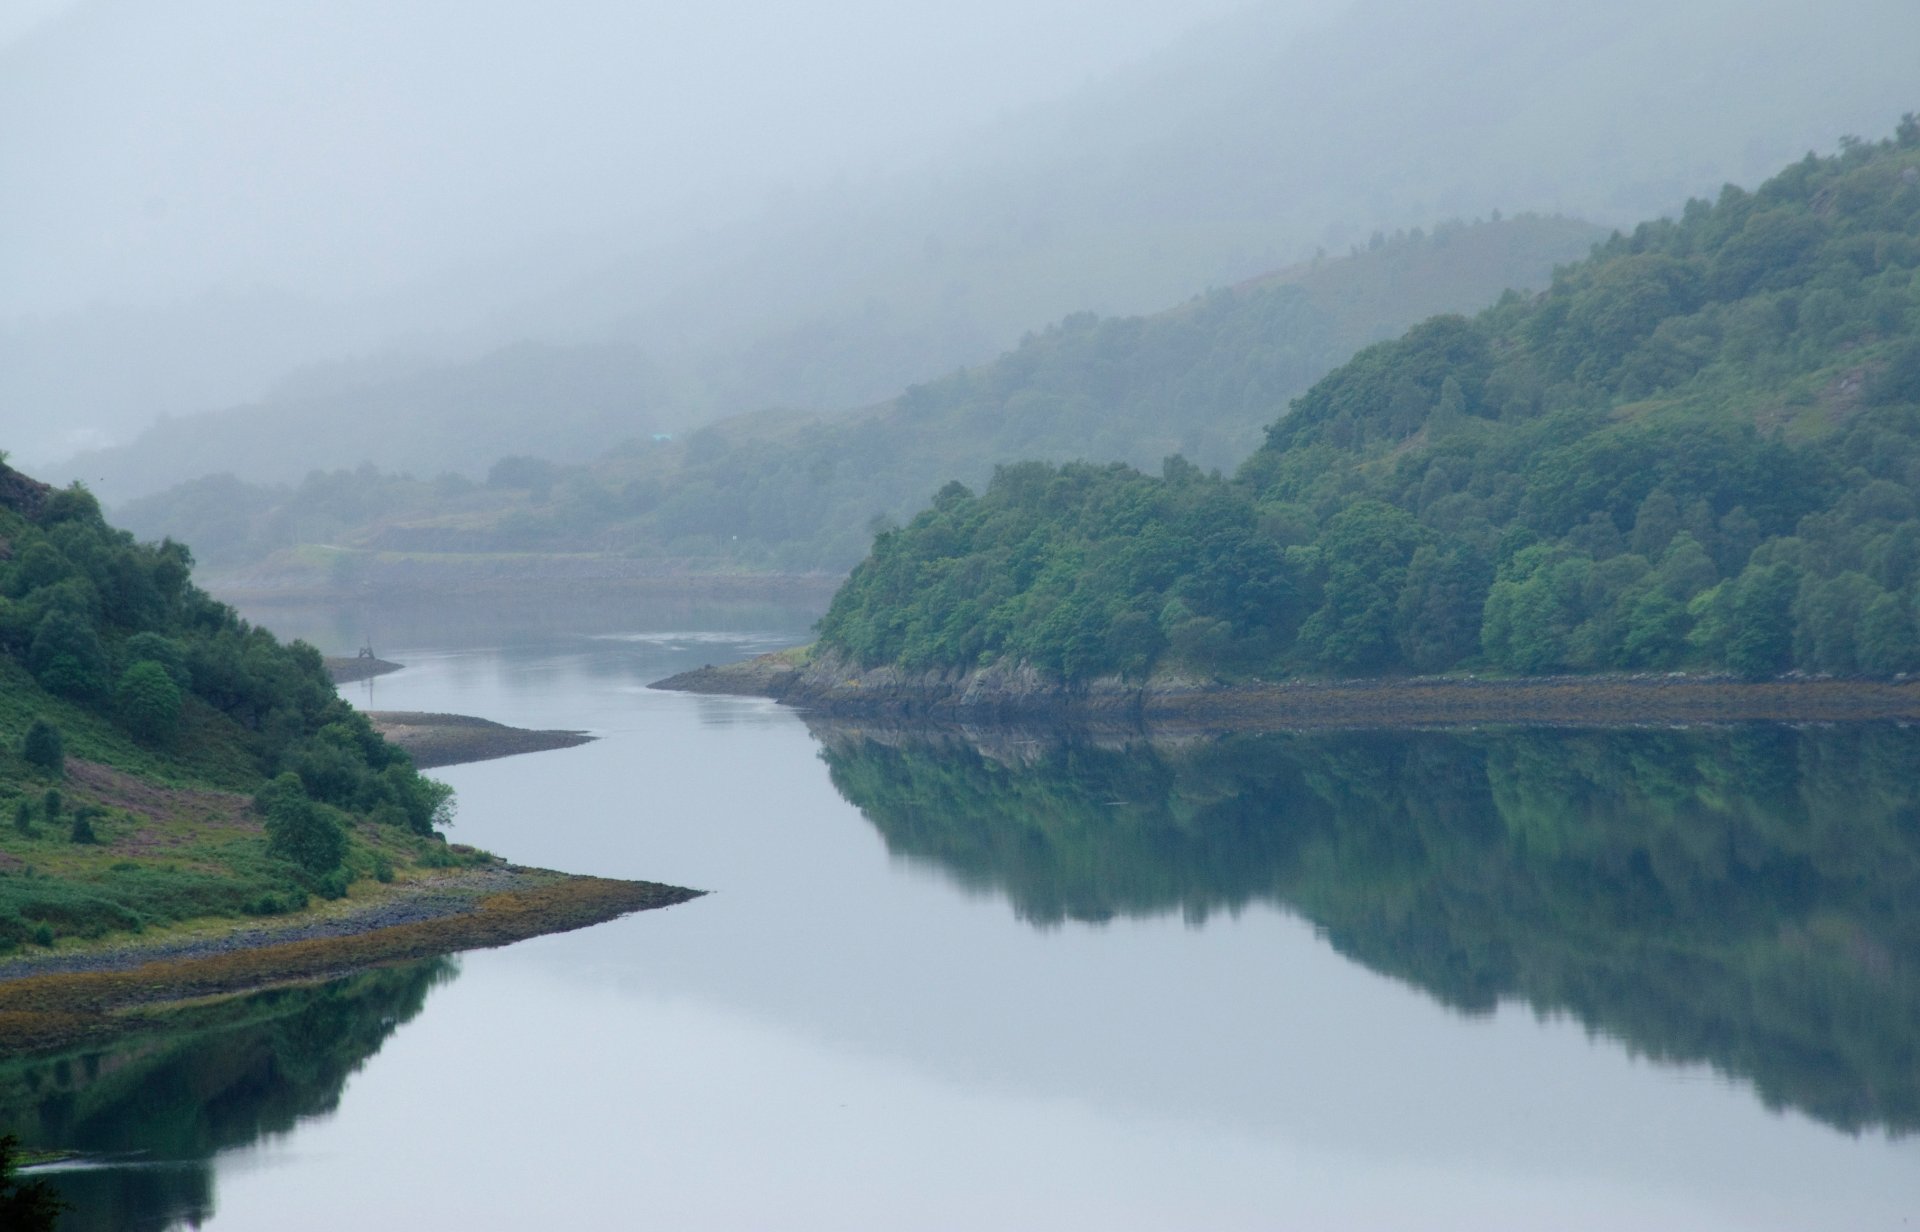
[
  {"xmin": 116, "ymin": 214, "xmax": 1602, "ymax": 577},
  {"xmin": 3, "ymin": 0, "xmax": 1264, "ymax": 474},
  {"xmin": 19, "ymin": 0, "xmax": 1920, "ymax": 503},
  {"xmin": 68, "ymin": 341, "xmax": 670, "ymax": 498}
]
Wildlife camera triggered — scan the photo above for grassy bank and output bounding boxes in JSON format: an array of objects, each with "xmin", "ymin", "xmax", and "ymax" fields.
[{"xmin": 0, "ymin": 751, "xmax": 478, "ymax": 953}]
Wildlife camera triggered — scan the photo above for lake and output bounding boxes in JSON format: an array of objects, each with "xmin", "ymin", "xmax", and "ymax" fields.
[{"xmin": 8, "ymin": 601, "xmax": 1919, "ymax": 1229}]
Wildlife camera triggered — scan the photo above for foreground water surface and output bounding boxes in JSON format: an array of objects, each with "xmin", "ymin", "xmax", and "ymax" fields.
[{"xmin": 8, "ymin": 599, "xmax": 1919, "ymax": 1229}]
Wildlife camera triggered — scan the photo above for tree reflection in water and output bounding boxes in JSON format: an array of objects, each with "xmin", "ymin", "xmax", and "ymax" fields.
[
  {"xmin": 816, "ymin": 719, "xmax": 1920, "ymax": 1136},
  {"xmin": 0, "ymin": 957, "xmax": 455, "ymax": 1231}
]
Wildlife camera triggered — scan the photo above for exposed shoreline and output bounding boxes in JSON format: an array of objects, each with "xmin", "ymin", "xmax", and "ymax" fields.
[
  {"xmin": 653, "ymin": 647, "xmax": 1920, "ymax": 728},
  {"xmin": 366, "ymin": 710, "xmax": 596, "ymax": 768},
  {"xmin": 322, "ymin": 655, "xmax": 601, "ymax": 765},
  {"xmin": 0, "ymin": 866, "xmax": 700, "ymax": 1054},
  {"xmin": 324, "ymin": 654, "xmax": 405, "ymax": 683}
]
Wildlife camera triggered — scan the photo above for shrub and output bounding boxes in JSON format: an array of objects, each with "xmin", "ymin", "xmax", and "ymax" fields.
[
  {"xmin": 11, "ymin": 799, "xmax": 32, "ymax": 836},
  {"xmin": 264, "ymin": 790, "xmax": 347, "ymax": 875},
  {"xmin": 115, "ymin": 660, "xmax": 184, "ymax": 743},
  {"xmin": 69, "ymin": 807, "xmax": 100, "ymax": 845},
  {"xmin": 18, "ymin": 720, "xmax": 63, "ymax": 778},
  {"xmin": 122, "ymin": 631, "xmax": 191, "ymax": 687},
  {"xmin": 40, "ymin": 789, "xmax": 60, "ymax": 820}
]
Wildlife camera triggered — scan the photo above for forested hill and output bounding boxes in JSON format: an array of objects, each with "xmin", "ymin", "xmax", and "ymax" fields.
[
  {"xmin": 818, "ymin": 122, "xmax": 1920, "ymax": 682},
  {"xmin": 118, "ymin": 215, "xmax": 1602, "ymax": 577},
  {"xmin": 0, "ymin": 462, "xmax": 461, "ymax": 949}
]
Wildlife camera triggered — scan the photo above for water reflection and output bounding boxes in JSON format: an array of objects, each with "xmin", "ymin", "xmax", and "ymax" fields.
[
  {"xmin": 814, "ymin": 720, "xmax": 1920, "ymax": 1136},
  {"xmin": 0, "ymin": 958, "xmax": 456, "ymax": 1230}
]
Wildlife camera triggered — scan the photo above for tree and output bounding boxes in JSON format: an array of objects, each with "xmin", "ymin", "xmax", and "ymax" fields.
[
  {"xmin": 122, "ymin": 631, "xmax": 191, "ymax": 687},
  {"xmin": 19, "ymin": 720, "xmax": 63, "ymax": 778},
  {"xmin": 115, "ymin": 660, "xmax": 184, "ymax": 743},
  {"xmin": 1620, "ymin": 590, "xmax": 1690, "ymax": 668},
  {"xmin": 1726, "ymin": 565, "xmax": 1801, "ymax": 676},
  {"xmin": 27, "ymin": 610, "xmax": 107, "ymax": 699},
  {"xmin": 1297, "ymin": 501, "xmax": 1431, "ymax": 671},
  {"xmin": 1792, "ymin": 572, "xmax": 1882, "ymax": 672},
  {"xmin": 0, "ymin": 1134, "xmax": 65, "ymax": 1231},
  {"xmin": 1396, "ymin": 543, "xmax": 1492, "ymax": 671},
  {"xmin": 261, "ymin": 775, "xmax": 347, "ymax": 874},
  {"xmin": 1856, "ymin": 592, "xmax": 1920, "ymax": 675},
  {"xmin": 69, "ymin": 807, "xmax": 98, "ymax": 845}
]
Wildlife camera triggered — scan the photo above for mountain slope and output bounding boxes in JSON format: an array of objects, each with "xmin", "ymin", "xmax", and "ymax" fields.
[
  {"xmin": 0, "ymin": 461, "xmax": 463, "ymax": 949},
  {"xmin": 816, "ymin": 123, "xmax": 1920, "ymax": 681}
]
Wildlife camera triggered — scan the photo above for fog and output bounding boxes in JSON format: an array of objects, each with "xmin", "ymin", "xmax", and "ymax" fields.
[
  {"xmin": 1, "ymin": 0, "xmax": 1278, "ymax": 316},
  {"xmin": 1, "ymin": 0, "xmax": 1302, "ymax": 467},
  {"xmin": 3, "ymin": 0, "xmax": 1916, "ymax": 490}
]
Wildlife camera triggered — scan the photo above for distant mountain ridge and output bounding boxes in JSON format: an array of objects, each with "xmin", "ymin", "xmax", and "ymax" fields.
[
  {"xmin": 115, "ymin": 214, "xmax": 1605, "ymax": 578},
  {"xmin": 35, "ymin": 0, "xmax": 1920, "ymax": 501}
]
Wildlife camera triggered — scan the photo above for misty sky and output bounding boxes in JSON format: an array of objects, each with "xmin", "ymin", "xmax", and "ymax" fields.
[{"xmin": 0, "ymin": 0, "xmax": 1287, "ymax": 319}]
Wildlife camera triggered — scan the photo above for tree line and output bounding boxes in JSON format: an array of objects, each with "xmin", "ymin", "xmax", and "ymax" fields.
[{"xmin": 818, "ymin": 122, "xmax": 1920, "ymax": 681}]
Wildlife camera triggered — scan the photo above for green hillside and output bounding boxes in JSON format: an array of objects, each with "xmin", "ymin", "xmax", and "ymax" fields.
[
  {"xmin": 0, "ymin": 464, "xmax": 466, "ymax": 950},
  {"xmin": 818, "ymin": 122, "xmax": 1920, "ymax": 681},
  {"xmin": 118, "ymin": 215, "xmax": 1603, "ymax": 578}
]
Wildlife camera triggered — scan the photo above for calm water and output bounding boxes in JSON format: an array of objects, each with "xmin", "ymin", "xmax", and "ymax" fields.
[{"xmin": 9, "ymin": 603, "xmax": 1920, "ymax": 1229}]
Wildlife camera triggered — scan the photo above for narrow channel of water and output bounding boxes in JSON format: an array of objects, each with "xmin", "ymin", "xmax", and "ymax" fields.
[{"xmin": 13, "ymin": 605, "xmax": 1920, "ymax": 1229}]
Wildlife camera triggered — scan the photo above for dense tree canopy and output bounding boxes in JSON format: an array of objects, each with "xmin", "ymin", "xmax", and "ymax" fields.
[{"xmin": 820, "ymin": 125, "xmax": 1920, "ymax": 682}]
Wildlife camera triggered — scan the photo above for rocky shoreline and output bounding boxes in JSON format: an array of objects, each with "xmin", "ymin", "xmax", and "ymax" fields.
[
  {"xmin": 324, "ymin": 654, "xmax": 405, "ymax": 683},
  {"xmin": 366, "ymin": 710, "xmax": 596, "ymax": 768},
  {"xmin": 654, "ymin": 646, "xmax": 1920, "ymax": 728},
  {"xmin": 0, "ymin": 866, "xmax": 700, "ymax": 1054}
]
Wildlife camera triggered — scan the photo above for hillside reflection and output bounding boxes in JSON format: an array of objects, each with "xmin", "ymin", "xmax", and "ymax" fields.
[
  {"xmin": 0, "ymin": 958, "xmax": 455, "ymax": 1230},
  {"xmin": 815, "ymin": 720, "xmax": 1920, "ymax": 1136}
]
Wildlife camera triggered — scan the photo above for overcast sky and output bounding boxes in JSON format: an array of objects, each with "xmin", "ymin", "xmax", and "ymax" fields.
[
  {"xmin": 0, "ymin": 0, "xmax": 70, "ymax": 51},
  {"xmin": 0, "ymin": 0, "xmax": 1286, "ymax": 319}
]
